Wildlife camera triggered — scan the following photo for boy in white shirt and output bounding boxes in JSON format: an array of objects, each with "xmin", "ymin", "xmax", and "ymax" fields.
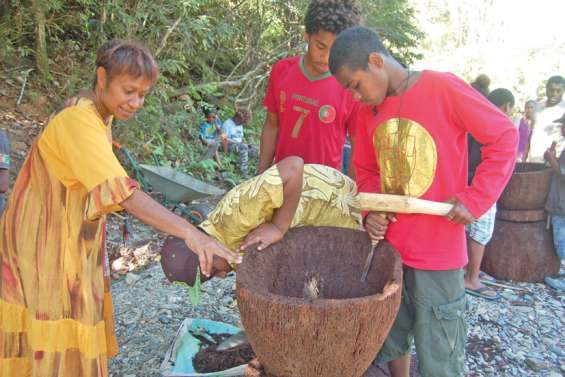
[{"xmin": 222, "ymin": 108, "xmax": 256, "ymax": 174}]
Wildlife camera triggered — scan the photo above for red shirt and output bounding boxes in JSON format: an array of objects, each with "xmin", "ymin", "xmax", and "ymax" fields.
[
  {"xmin": 263, "ymin": 56, "xmax": 358, "ymax": 170},
  {"xmin": 354, "ymin": 71, "xmax": 518, "ymax": 270}
]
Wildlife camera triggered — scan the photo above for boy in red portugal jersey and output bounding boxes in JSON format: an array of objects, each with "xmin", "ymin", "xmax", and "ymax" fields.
[{"xmin": 258, "ymin": 0, "xmax": 361, "ymax": 175}]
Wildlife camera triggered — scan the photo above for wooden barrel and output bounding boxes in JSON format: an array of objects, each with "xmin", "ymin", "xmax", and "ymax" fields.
[
  {"xmin": 237, "ymin": 227, "xmax": 402, "ymax": 377},
  {"xmin": 498, "ymin": 162, "xmax": 553, "ymax": 210},
  {"xmin": 482, "ymin": 219, "xmax": 560, "ymax": 282}
]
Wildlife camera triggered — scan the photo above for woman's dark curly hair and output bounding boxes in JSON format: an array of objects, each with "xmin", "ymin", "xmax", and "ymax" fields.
[{"xmin": 304, "ymin": 0, "xmax": 361, "ymax": 36}]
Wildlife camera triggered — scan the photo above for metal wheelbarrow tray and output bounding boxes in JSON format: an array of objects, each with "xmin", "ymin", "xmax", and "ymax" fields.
[{"xmin": 139, "ymin": 164, "xmax": 225, "ymax": 203}]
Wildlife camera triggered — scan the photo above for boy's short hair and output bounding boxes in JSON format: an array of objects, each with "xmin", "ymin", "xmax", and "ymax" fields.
[
  {"xmin": 487, "ymin": 88, "xmax": 515, "ymax": 109},
  {"xmin": 329, "ymin": 26, "xmax": 389, "ymax": 75},
  {"xmin": 470, "ymin": 74, "xmax": 491, "ymax": 98},
  {"xmin": 304, "ymin": 0, "xmax": 361, "ymax": 36},
  {"xmin": 235, "ymin": 108, "xmax": 250, "ymax": 120},
  {"xmin": 160, "ymin": 236, "xmax": 210, "ymax": 285},
  {"xmin": 547, "ymin": 75, "xmax": 565, "ymax": 89},
  {"xmin": 203, "ymin": 106, "xmax": 216, "ymax": 118}
]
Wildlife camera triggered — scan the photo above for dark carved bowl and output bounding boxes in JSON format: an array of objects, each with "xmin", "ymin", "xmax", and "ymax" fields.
[{"xmin": 236, "ymin": 227, "xmax": 402, "ymax": 377}]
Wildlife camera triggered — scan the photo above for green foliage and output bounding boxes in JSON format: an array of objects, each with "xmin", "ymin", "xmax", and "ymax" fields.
[
  {"xmin": 174, "ymin": 267, "xmax": 202, "ymax": 307},
  {"xmin": 360, "ymin": 0, "xmax": 424, "ymax": 66}
]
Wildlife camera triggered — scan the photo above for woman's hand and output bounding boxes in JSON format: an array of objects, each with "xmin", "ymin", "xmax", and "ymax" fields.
[
  {"xmin": 188, "ymin": 230, "xmax": 241, "ymax": 277},
  {"xmin": 239, "ymin": 222, "xmax": 284, "ymax": 251},
  {"xmin": 364, "ymin": 212, "xmax": 395, "ymax": 241},
  {"xmin": 445, "ymin": 197, "xmax": 475, "ymax": 225}
]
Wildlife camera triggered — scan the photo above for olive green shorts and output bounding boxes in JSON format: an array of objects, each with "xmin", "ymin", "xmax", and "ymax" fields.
[{"xmin": 374, "ymin": 267, "xmax": 466, "ymax": 377}]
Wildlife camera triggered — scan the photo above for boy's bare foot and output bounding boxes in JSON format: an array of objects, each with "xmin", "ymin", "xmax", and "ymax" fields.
[{"xmin": 464, "ymin": 277, "xmax": 499, "ymax": 300}]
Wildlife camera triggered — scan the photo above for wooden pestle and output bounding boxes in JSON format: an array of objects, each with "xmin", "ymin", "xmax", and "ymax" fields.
[
  {"xmin": 358, "ymin": 192, "xmax": 453, "ymax": 216},
  {"xmin": 358, "ymin": 193, "xmax": 453, "ymax": 282}
]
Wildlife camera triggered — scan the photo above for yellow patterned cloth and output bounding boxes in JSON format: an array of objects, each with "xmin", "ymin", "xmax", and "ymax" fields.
[
  {"xmin": 199, "ymin": 164, "xmax": 362, "ymax": 253},
  {"xmin": 0, "ymin": 98, "xmax": 138, "ymax": 377}
]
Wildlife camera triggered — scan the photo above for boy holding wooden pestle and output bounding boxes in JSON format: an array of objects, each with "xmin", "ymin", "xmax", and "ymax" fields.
[{"xmin": 328, "ymin": 26, "xmax": 518, "ymax": 377}]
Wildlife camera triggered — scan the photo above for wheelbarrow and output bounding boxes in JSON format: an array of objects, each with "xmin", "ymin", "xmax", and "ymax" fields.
[
  {"xmin": 113, "ymin": 140, "xmax": 225, "ymax": 225},
  {"xmin": 139, "ymin": 164, "xmax": 225, "ymax": 223}
]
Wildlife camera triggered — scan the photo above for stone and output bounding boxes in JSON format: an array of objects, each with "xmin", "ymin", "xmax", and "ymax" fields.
[
  {"xmin": 221, "ymin": 295, "xmax": 234, "ymax": 306},
  {"xmin": 167, "ymin": 295, "xmax": 183, "ymax": 304},
  {"xmin": 525, "ymin": 357, "xmax": 550, "ymax": 371},
  {"xmin": 125, "ymin": 273, "xmax": 142, "ymax": 286},
  {"xmin": 158, "ymin": 315, "xmax": 172, "ymax": 324},
  {"xmin": 122, "ymin": 309, "xmax": 142, "ymax": 325},
  {"xmin": 551, "ymin": 346, "xmax": 564, "ymax": 357},
  {"xmin": 514, "ymin": 306, "xmax": 533, "ymax": 313},
  {"xmin": 112, "ymin": 257, "xmax": 128, "ymax": 273}
]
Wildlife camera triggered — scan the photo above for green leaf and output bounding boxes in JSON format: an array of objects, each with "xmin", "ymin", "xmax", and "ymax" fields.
[
  {"xmin": 189, "ymin": 267, "xmax": 202, "ymax": 306},
  {"xmin": 173, "ymin": 267, "xmax": 202, "ymax": 307}
]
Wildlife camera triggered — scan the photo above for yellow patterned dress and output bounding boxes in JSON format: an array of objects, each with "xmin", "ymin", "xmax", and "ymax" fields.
[
  {"xmin": 199, "ymin": 164, "xmax": 362, "ymax": 253},
  {"xmin": 0, "ymin": 98, "xmax": 138, "ymax": 376}
]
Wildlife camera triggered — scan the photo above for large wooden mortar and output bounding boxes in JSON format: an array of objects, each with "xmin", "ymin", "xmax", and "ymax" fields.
[
  {"xmin": 482, "ymin": 219, "xmax": 560, "ymax": 282},
  {"xmin": 236, "ymin": 227, "xmax": 403, "ymax": 377},
  {"xmin": 498, "ymin": 162, "xmax": 553, "ymax": 210}
]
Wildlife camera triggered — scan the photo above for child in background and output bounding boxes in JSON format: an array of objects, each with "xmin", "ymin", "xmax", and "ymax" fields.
[
  {"xmin": 544, "ymin": 113, "xmax": 565, "ymax": 291},
  {"xmin": 465, "ymin": 88, "xmax": 515, "ymax": 301},
  {"xmin": 515, "ymin": 100, "xmax": 535, "ymax": 161},
  {"xmin": 199, "ymin": 107, "xmax": 225, "ymax": 166},
  {"xmin": 222, "ymin": 108, "xmax": 257, "ymax": 175}
]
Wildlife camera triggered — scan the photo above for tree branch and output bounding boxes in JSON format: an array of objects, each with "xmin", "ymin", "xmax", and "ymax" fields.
[{"xmin": 155, "ymin": 16, "xmax": 182, "ymax": 57}]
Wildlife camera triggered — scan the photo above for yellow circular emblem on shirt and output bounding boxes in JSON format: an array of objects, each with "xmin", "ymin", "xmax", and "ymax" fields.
[{"xmin": 373, "ymin": 118, "xmax": 437, "ymax": 197}]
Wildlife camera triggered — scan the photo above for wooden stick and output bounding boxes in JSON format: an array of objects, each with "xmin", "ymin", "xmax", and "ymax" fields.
[
  {"xmin": 481, "ymin": 280, "xmax": 526, "ymax": 291},
  {"xmin": 358, "ymin": 193, "xmax": 453, "ymax": 216},
  {"xmin": 112, "ymin": 212, "xmax": 126, "ymax": 220},
  {"xmin": 16, "ymin": 74, "xmax": 28, "ymax": 106}
]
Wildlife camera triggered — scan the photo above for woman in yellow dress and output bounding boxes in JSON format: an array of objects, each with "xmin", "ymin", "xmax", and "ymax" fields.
[{"xmin": 0, "ymin": 40, "xmax": 240, "ymax": 377}]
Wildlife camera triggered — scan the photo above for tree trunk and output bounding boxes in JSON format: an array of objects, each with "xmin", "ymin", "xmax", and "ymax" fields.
[
  {"xmin": 0, "ymin": 0, "xmax": 11, "ymax": 22},
  {"xmin": 32, "ymin": 0, "xmax": 49, "ymax": 81}
]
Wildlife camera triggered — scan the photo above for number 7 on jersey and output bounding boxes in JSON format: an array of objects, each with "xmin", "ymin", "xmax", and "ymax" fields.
[{"xmin": 291, "ymin": 105, "xmax": 310, "ymax": 138}]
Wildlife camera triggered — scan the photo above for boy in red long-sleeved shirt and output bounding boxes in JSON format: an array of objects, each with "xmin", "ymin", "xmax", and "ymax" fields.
[{"xmin": 329, "ymin": 26, "xmax": 518, "ymax": 377}]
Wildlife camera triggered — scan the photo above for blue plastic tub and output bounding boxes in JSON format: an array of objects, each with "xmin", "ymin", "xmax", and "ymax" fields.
[{"xmin": 160, "ymin": 318, "xmax": 247, "ymax": 377}]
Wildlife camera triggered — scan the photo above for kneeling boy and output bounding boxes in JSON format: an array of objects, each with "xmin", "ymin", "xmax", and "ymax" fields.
[{"xmin": 161, "ymin": 156, "xmax": 364, "ymax": 285}]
